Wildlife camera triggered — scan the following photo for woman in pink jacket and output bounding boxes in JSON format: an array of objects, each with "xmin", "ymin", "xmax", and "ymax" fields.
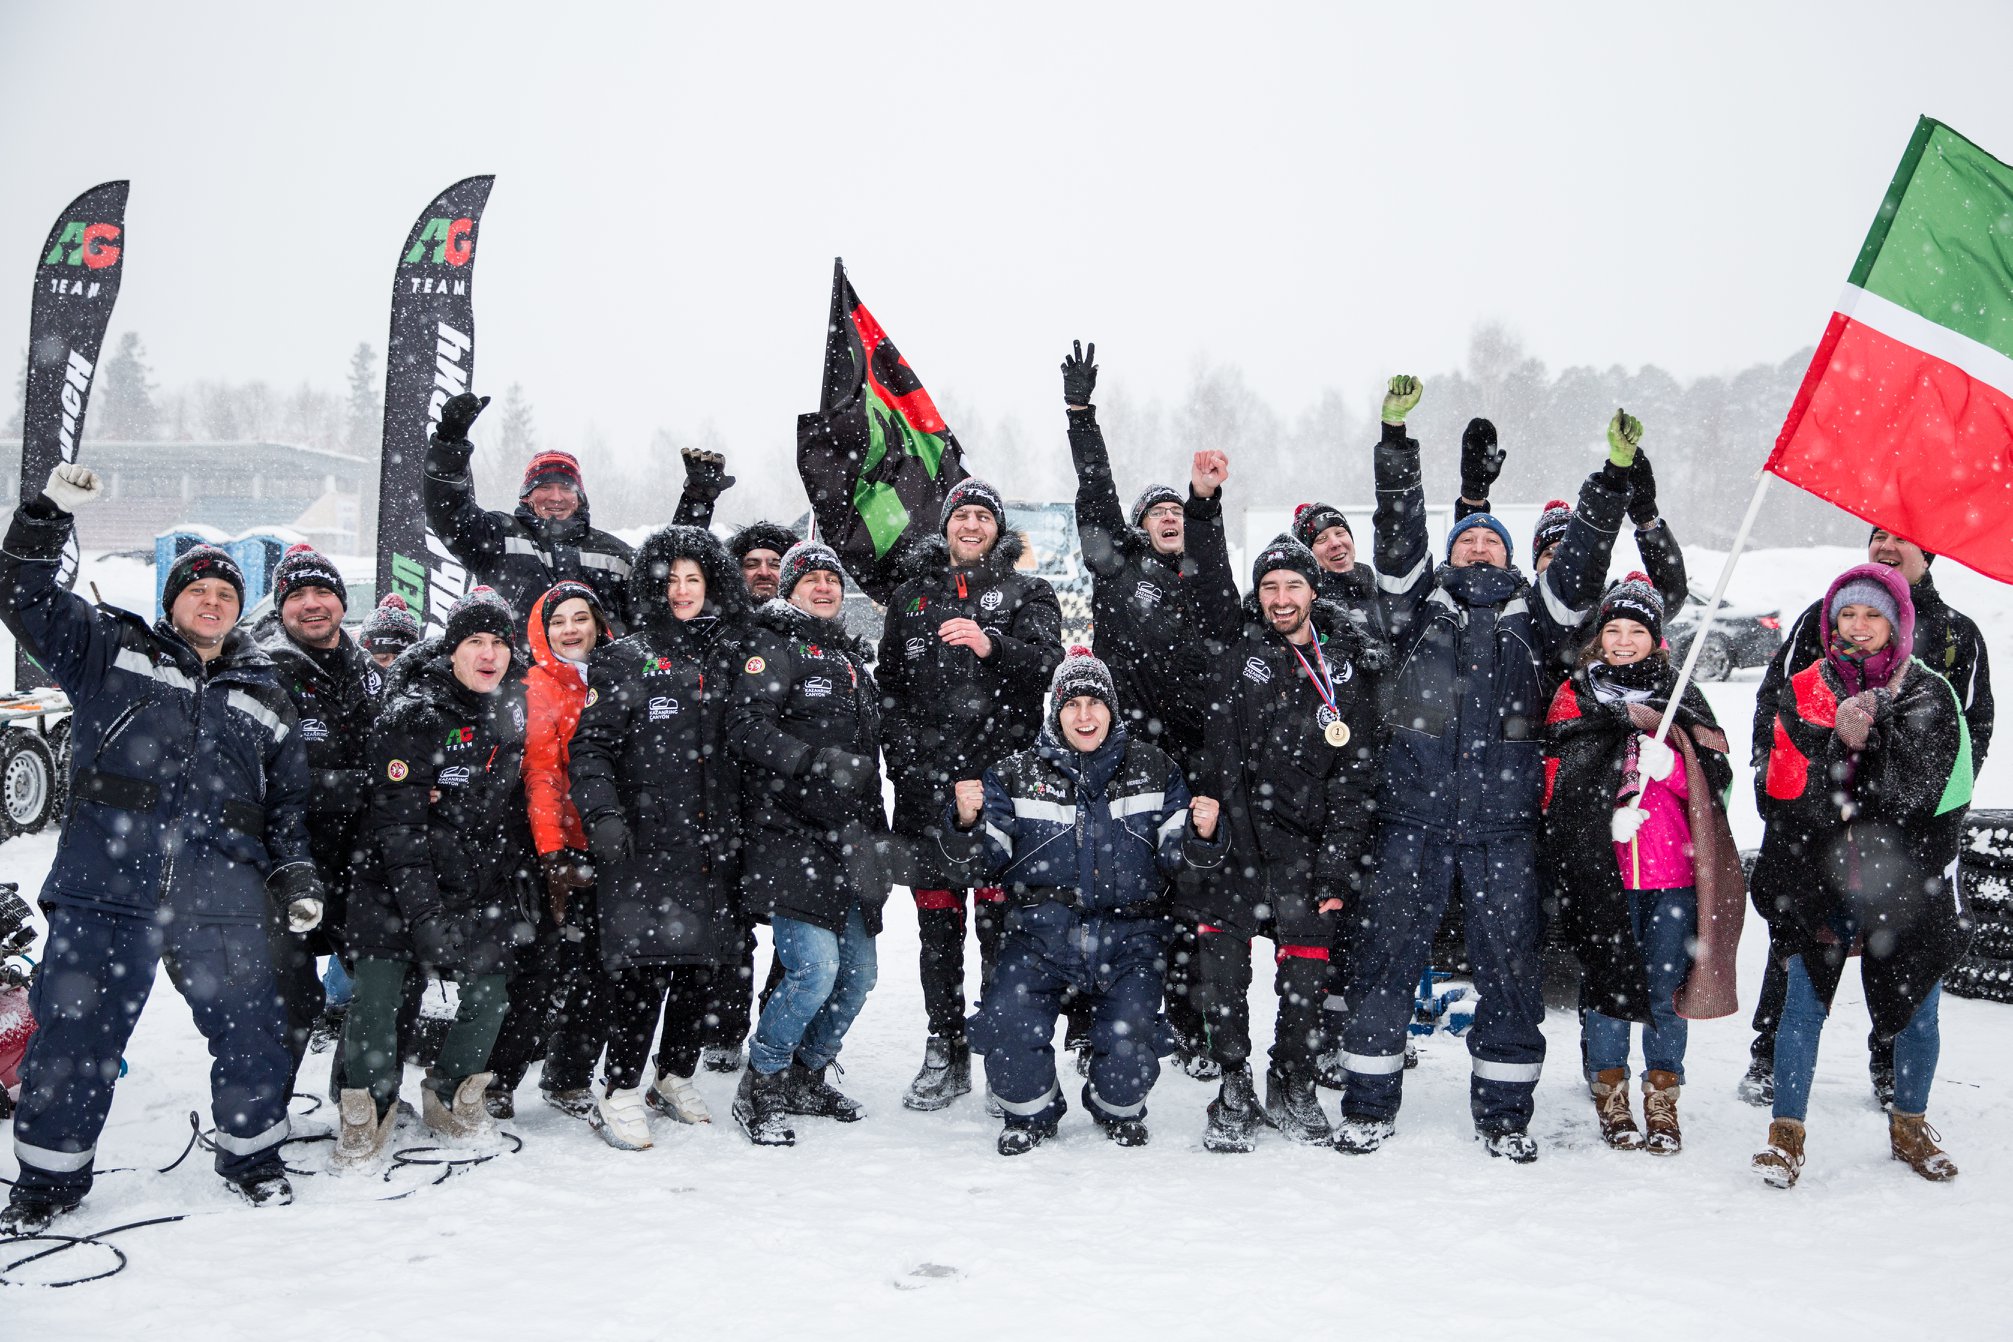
[{"xmin": 1541, "ymin": 576, "xmax": 1741, "ymax": 1154}]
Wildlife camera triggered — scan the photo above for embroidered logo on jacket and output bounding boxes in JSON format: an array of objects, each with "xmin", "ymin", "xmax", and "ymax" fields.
[
  {"xmin": 803, "ymin": 676, "xmax": 833, "ymax": 699},
  {"xmin": 905, "ymin": 637, "xmax": 928, "ymax": 661},
  {"xmin": 300, "ymin": 718, "xmax": 329, "ymax": 743},
  {"xmin": 443, "ymin": 726, "xmax": 475, "ymax": 748},
  {"xmin": 744, "ymin": 656, "xmax": 766, "ymax": 675},
  {"xmin": 647, "ymin": 696, "xmax": 679, "ymax": 721},
  {"xmin": 644, "ymin": 654, "xmax": 674, "ymax": 675},
  {"xmin": 1133, "ymin": 581, "xmax": 1163, "ymax": 608},
  {"xmin": 386, "ymin": 759, "xmax": 409, "ymax": 781},
  {"xmin": 1242, "ymin": 656, "xmax": 1272, "ymax": 685},
  {"xmin": 437, "ymin": 766, "xmax": 471, "ymax": 787},
  {"xmin": 979, "ymin": 589, "xmax": 1004, "ymax": 612}
]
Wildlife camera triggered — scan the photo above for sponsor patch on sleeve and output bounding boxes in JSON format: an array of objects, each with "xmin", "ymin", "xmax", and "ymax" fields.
[
  {"xmin": 744, "ymin": 655, "xmax": 766, "ymax": 675},
  {"xmin": 585, "ymin": 687, "xmax": 599, "ymax": 707},
  {"xmin": 387, "ymin": 759, "xmax": 409, "ymax": 782}
]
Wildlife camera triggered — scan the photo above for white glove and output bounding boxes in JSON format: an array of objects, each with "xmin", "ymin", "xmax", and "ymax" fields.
[
  {"xmin": 287, "ymin": 897, "xmax": 325, "ymax": 934},
  {"xmin": 43, "ymin": 463, "xmax": 102, "ymax": 511},
  {"xmin": 1610, "ymin": 804, "xmax": 1649, "ymax": 844},
  {"xmin": 1637, "ymin": 735, "xmax": 1677, "ymax": 783}
]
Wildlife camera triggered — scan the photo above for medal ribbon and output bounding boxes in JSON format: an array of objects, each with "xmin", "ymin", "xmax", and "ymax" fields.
[{"xmin": 1286, "ymin": 635, "xmax": 1338, "ymax": 722}]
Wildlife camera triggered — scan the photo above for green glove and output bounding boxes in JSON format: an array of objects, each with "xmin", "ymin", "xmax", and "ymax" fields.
[
  {"xmin": 1606, "ymin": 409, "xmax": 1643, "ymax": 468},
  {"xmin": 1382, "ymin": 375, "xmax": 1422, "ymax": 426}
]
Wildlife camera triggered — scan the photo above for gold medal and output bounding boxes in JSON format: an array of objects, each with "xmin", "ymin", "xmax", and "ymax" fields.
[{"xmin": 1324, "ymin": 719, "xmax": 1351, "ymax": 748}]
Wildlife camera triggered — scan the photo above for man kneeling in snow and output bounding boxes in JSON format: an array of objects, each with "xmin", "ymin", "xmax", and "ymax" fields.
[{"xmin": 944, "ymin": 649, "xmax": 1225, "ymax": 1155}]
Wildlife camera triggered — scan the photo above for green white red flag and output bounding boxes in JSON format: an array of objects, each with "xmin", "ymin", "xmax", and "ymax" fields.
[{"xmin": 1770, "ymin": 116, "xmax": 2013, "ymax": 582}]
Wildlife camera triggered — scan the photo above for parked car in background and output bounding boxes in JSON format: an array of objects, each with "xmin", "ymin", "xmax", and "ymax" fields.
[{"xmin": 1664, "ymin": 586, "xmax": 1782, "ymax": 680}]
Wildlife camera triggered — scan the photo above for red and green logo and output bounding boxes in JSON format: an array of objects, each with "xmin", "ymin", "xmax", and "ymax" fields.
[
  {"xmin": 403, "ymin": 217, "xmax": 476, "ymax": 267},
  {"xmin": 444, "ymin": 726, "xmax": 475, "ymax": 747},
  {"xmin": 42, "ymin": 221, "xmax": 122, "ymax": 270}
]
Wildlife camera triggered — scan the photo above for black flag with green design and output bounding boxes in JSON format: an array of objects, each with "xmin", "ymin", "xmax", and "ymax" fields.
[{"xmin": 796, "ymin": 259, "xmax": 968, "ymax": 604}]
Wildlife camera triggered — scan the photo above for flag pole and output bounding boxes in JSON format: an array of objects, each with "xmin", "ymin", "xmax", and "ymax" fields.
[{"xmin": 1646, "ymin": 470, "xmax": 1774, "ymax": 751}]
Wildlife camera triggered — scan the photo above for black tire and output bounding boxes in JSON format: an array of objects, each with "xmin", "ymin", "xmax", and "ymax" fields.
[
  {"xmin": 1945, "ymin": 952, "xmax": 2013, "ymax": 1004},
  {"xmin": 46, "ymin": 717, "xmax": 71, "ymax": 814},
  {"xmin": 1962, "ymin": 810, "xmax": 2013, "ymax": 871},
  {"xmin": 1961, "ymin": 866, "xmax": 2013, "ymax": 923},
  {"xmin": 0, "ymin": 730, "xmax": 60, "ymax": 835},
  {"xmin": 1967, "ymin": 923, "xmax": 2013, "ymax": 961}
]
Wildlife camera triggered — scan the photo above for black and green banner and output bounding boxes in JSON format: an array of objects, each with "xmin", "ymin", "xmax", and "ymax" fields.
[
  {"xmin": 375, "ymin": 175, "xmax": 493, "ymax": 636},
  {"xmin": 796, "ymin": 259, "xmax": 968, "ymax": 604}
]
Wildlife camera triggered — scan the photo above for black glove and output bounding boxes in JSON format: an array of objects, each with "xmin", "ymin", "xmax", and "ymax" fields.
[
  {"xmin": 1061, "ymin": 340, "xmax": 1098, "ymax": 408},
  {"xmin": 681, "ymin": 446, "xmax": 736, "ymax": 500},
  {"xmin": 436, "ymin": 391, "xmax": 491, "ymax": 444},
  {"xmin": 808, "ymin": 747, "xmax": 878, "ymax": 795},
  {"xmin": 0, "ymin": 883, "xmax": 35, "ymax": 959},
  {"xmin": 1627, "ymin": 449, "xmax": 1659, "ymax": 527},
  {"xmin": 411, "ymin": 911, "xmax": 465, "ymax": 971},
  {"xmin": 838, "ymin": 819, "xmax": 894, "ymax": 903},
  {"xmin": 588, "ymin": 814, "xmax": 632, "ymax": 870},
  {"xmin": 1460, "ymin": 418, "xmax": 1504, "ymax": 501}
]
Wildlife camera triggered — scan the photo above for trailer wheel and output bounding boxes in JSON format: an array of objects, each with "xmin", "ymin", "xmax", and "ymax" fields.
[{"xmin": 1, "ymin": 730, "xmax": 59, "ymax": 835}]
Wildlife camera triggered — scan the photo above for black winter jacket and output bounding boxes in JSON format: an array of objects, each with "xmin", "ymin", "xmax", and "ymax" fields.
[
  {"xmin": 729, "ymin": 600, "xmax": 890, "ymax": 935},
  {"xmin": 877, "ymin": 534, "xmax": 1064, "ymax": 876},
  {"xmin": 570, "ymin": 525, "xmax": 749, "ymax": 971},
  {"xmin": 347, "ymin": 642, "xmax": 536, "ymax": 975},
  {"xmin": 1067, "ymin": 407, "xmax": 1240, "ymax": 769},
  {"xmin": 1183, "ymin": 598, "xmax": 1383, "ymax": 942},
  {"xmin": 0, "ymin": 500, "xmax": 315, "ymax": 926}
]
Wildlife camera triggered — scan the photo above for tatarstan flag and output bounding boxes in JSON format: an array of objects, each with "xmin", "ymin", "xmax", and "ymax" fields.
[
  {"xmin": 797, "ymin": 258, "xmax": 969, "ymax": 604},
  {"xmin": 1770, "ymin": 117, "xmax": 2013, "ymax": 582}
]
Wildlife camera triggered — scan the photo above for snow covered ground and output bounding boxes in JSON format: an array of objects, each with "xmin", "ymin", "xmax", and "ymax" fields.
[{"xmin": 3, "ymin": 545, "xmax": 2009, "ymax": 1334}]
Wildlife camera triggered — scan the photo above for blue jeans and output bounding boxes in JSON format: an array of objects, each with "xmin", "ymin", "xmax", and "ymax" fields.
[
  {"xmin": 750, "ymin": 905, "xmax": 878, "ymax": 1076},
  {"xmin": 1774, "ymin": 955, "xmax": 1940, "ymax": 1122},
  {"xmin": 1582, "ymin": 887, "xmax": 1696, "ymax": 1082}
]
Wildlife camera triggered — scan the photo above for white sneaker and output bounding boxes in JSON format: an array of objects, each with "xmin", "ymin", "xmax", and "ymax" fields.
[
  {"xmin": 647, "ymin": 1071, "xmax": 713, "ymax": 1125},
  {"xmin": 591, "ymin": 1086, "xmax": 654, "ymax": 1150}
]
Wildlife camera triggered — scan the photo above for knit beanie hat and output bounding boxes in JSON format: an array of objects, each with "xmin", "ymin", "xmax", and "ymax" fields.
[
  {"xmin": 162, "ymin": 544, "xmax": 246, "ymax": 613},
  {"xmin": 1292, "ymin": 502, "xmax": 1351, "ymax": 550},
  {"xmin": 1597, "ymin": 571, "xmax": 1665, "ymax": 644},
  {"xmin": 1048, "ymin": 644, "xmax": 1118, "ymax": 739},
  {"xmin": 361, "ymin": 593, "xmax": 421, "ymax": 655},
  {"xmin": 540, "ymin": 579, "xmax": 609, "ymax": 636},
  {"xmin": 729, "ymin": 520, "xmax": 801, "ymax": 562},
  {"xmin": 1130, "ymin": 484, "xmax": 1183, "ymax": 529},
  {"xmin": 778, "ymin": 539, "xmax": 847, "ymax": 599},
  {"xmin": 1868, "ymin": 523, "xmax": 1937, "ymax": 566},
  {"xmin": 520, "ymin": 450, "xmax": 584, "ymax": 498},
  {"xmin": 1446, "ymin": 512, "xmax": 1516, "ymax": 563},
  {"xmin": 271, "ymin": 542, "xmax": 347, "ymax": 611},
  {"xmin": 940, "ymin": 478, "xmax": 1006, "ymax": 536},
  {"xmin": 1250, "ymin": 533, "xmax": 1322, "ymax": 590},
  {"xmin": 1531, "ymin": 498, "xmax": 1573, "ymax": 566},
  {"xmin": 443, "ymin": 585, "xmax": 515, "ymax": 650},
  {"xmin": 1830, "ymin": 573, "xmax": 1904, "ymax": 639}
]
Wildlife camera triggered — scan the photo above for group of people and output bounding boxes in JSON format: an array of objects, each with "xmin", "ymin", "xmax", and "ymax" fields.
[{"xmin": 0, "ymin": 348, "xmax": 1993, "ymax": 1235}]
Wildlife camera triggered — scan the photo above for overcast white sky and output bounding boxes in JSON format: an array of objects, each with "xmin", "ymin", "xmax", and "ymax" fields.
[{"xmin": 5, "ymin": 0, "xmax": 2013, "ymax": 494}]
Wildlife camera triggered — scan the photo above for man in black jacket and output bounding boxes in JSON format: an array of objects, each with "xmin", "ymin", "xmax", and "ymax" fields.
[
  {"xmin": 1739, "ymin": 522, "xmax": 1994, "ymax": 1105},
  {"xmin": 879, "ymin": 479, "xmax": 1064, "ymax": 1111}
]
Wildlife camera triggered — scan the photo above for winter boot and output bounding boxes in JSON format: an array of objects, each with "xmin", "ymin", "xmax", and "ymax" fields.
[
  {"xmin": 701, "ymin": 1044, "xmax": 745, "ymax": 1074},
  {"xmin": 329, "ymin": 1089, "xmax": 399, "ymax": 1173},
  {"xmin": 542, "ymin": 1086, "xmax": 597, "ymax": 1119},
  {"xmin": 646, "ymin": 1070, "xmax": 712, "ymax": 1124},
  {"xmin": 223, "ymin": 1167, "xmax": 294, "ymax": 1208},
  {"xmin": 1642, "ymin": 1070, "xmax": 1682, "ymax": 1155},
  {"xmin": 1175, "ymin": 1043, "xmax": 1222, "ymax": 1082},
  {"xmin": 785, "ymin": 1059, "xmax": 865, "ymax": 1122},
  {"xmin": 421, "ymin": 1070, "xmax": 496, "ymax": 1142},
  {"xmin": 1332, "ymin": 1115, "xmax": 1395, "ymax": 1155},
  {"xmin": 1104, "ymin": 1117, "xmax": 1150, "ymax": 1147},
  {"xmin": 1591, "ymin": 1067, "xmax": 1645, "ymax": 1151},
  {"xmin": 0, "ymin": 1186, "xmax": 82, "ymax": 1236},
  {"xmin": 1314, "ymin": 1045, "xmax": 1350, "ymax": 1093},
  {"xmin": 1478, "ymin": 1127, "xmax": 1540, "ymax": 1163},
  {"xmin": 996, "ymin": 1119, "xmax": 1059, "ymax": 1156},
  {"xmin": 1265, "ymin": 1066, "xmax": 1332, "ymax": 1145},
  {"xmin": 483, "ymin": 1085, "xmax": 515, "ymax": 1121},
  {"xmin": 1203, "ymin": 1063, "xmax": 1262, "ymax": 1153},
  {"xmin": 1736, "ymin": 1053, "xmax": 1774, "ymax": 1107},
  {"xmin": 1870, "ymin": 1060, "xmax": 1897, "ymax": 1111},
  {"xmin": 1888, "ymin": 1112, "xmax": 1957, "ymax": 1181},
  {"xmin": 590, "ymin": 1086, "xmax": 654, "ymax": 1151},
  {"xmin": 732, "ymin": 1067, "xmax": 797, "ymax": 1147},
  {"xmin": 1752, "ymin": 1118, "xmax": 1805, "ymax": 1188},
  {"xmin": 901, "ymin": 1035, "xmax": 971, "ymax": 1111},
  {"xmin": 308, "ymin": 1003, "xmax": 347, "ymax": 1054},
  {"xmin": 1404, "ymin": 1039, "xmax": 1419, "ymax": 1069}
]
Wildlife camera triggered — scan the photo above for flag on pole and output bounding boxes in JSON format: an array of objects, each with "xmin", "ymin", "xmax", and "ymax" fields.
[
  {"xmin": 1769, "ymin": 117, "xmax": 2013, "ymax": 582},
  {"xmin": 796, "ymin": 259, "xmax": 968, "ymax": 604}
]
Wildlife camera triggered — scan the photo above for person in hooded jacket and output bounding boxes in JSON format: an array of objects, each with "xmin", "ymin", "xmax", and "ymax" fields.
[
  {"xmin": 331, "ymin": 588, "xmax": 537, "ymax": 1169},
  {"xmin": 568, "ymin": 525, "xmax": 750, "ymax": 1150},
  {"xmin": 1184, "ymin": 535, "xmax": 1383, "ymax": 1152},
  {"xmin": 1740, "ymin": 524, "xmax": 1993, "ymax": 1106},
  {"xmin": 1062, "ymin": 340, "xmax": 1241, "ymax": 1082},
  {"xmin": 482, "ymin": 580, "xmax": 616, "ymax": 1122},
  {"xmin": 728, "ymin": 541, "xmax": 890, "ymax": 1146},
  {"xmin": 1541, "ymin": 576, "xmax": 1742, "ymax": 1156},
  {"xmin": 423, "ymin": 389, "xmax": 735, "ymax": 632},
  {"xmin": 253, "ymin": 544, "xmax": 383, "ymax": 1092},
  {"xmin": 1334, "ymin": 377, "xmax": 1628, "ymax": 1163},
  {"xmin": 879, "ymin": 479, "xmax": 1065, "ymax": 1111},
  {"xmin": 0, "ymin": 466, "xmax": 319, "ymax": 1233},
  {"xmin": 948, "ymin": 647, "xmax": 1228, "ymax": 1154},
  {"xmin": 1748, "ymin": 563, "xmax": 1972, "ymax": 1189}
]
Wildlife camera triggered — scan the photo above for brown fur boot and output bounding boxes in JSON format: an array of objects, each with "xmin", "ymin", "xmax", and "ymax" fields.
[
  {"xmin": 1752, "ymin": 1117, "xmax": 1805, "ymax": 1188},
  {"xmin": 1889, "ymin": 1112, "xmax": 1957, "ymax": 1182},
  {"xmin": 1642, "ymin": 1069, "xmax": 1682, "ymax": 1155},
  {"xmin": 1591, "ymin": 1067, "xmax": 1643, "ymax": 1150}
]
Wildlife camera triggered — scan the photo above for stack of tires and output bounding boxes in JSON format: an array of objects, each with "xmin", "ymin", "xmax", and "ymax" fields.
[{"xmin": 1950, "ymin": 809, "xmax": 2013, "ymax": 1004}]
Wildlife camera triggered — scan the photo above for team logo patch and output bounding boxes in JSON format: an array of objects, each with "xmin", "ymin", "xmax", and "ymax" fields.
[
  {"xmin": 437, "ymin": 766, "xmax": 471, "ymax": 787},
  {"xmin": 299, "ymin": 718, "xmax": 329, "ymax": 743},
  {"xmin": 907, "ymin": 595, "xmax": 928, "ymax": 613},
  {"xmin": 386, "ymin": 759, "xmax": 409, "ymax": 781},
  {"xmin": 511, "ymin": 702, "xmax": 526, "ymax": 731},
  {"xmin": 647, "ymin": 696, "xmax": 679, "ymax": 721},
  {"xmin": 803, "ymin": 676, "xmax": 833, "ymax": 699},
  {"xmin": 1132, "ymin": 581, "xmax": 1162, "ymax": 608},
  {"xmin": 744, "ymin": 655, "xmax": 766, "ymax": 675},
  {"xmin": 1333, "ymin": 660, "xmax": 1354, "ymax": 684},
  {"xmin": 444, "ymin": 725, "xmax": 474, "ymax": 748},
  {"xmin": 905, "ymin": 636, "xmax": 928, "ymax": 661},
  {"xmin": 1242, "ymin": 656, "xmax": 1272, "ymax": 685},
  {"xmin": 585, "ymin": 687, "xmax": 599, "ymax": 707},
  {"xmin": 644, "ymin": 654, "xmax": 673, "ymax": 674},
  {"xmin": 979, "ymin": 589, "xmax": 1004, "ymax": 612},
  {"xmin": 365, "ymin": 668, "xmax": 384, "ymax": 696}
]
